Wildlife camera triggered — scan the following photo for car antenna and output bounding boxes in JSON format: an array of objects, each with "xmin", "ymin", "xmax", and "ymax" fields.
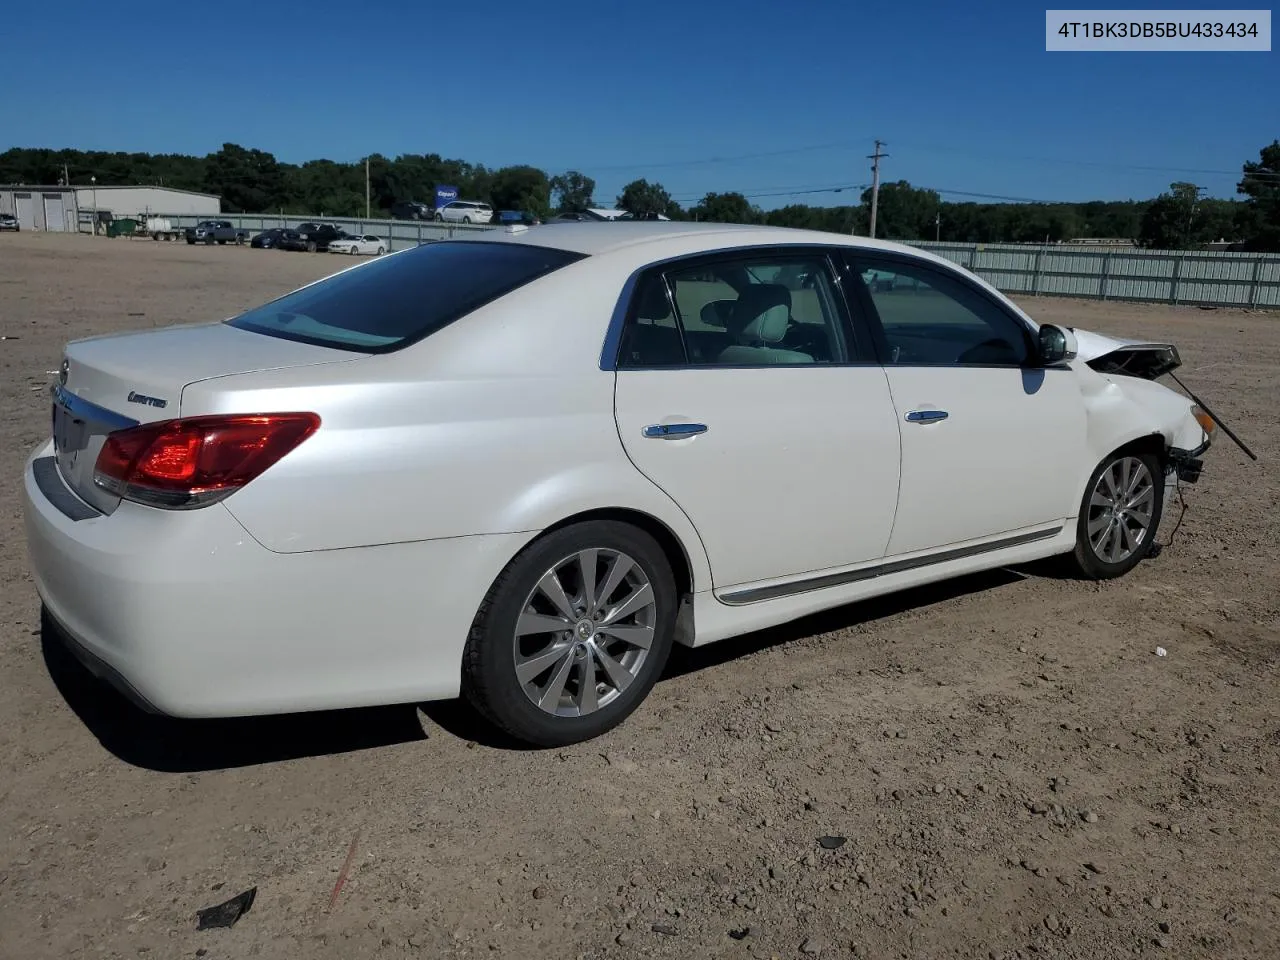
[{"xmin": 1167, "ymin": 371, "xmax": 1258, "ymax": 462}]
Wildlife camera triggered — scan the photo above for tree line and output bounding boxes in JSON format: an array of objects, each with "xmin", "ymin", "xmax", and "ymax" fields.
[{"xmin": 2, "ymin": 140, "xmax": 1277, "ymax": 250}]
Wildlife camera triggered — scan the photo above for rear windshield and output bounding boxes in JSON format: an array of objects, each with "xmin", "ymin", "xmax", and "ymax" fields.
[{"xmin": 226, "ymin": 240, "xmax": 585, "ymax": 353}]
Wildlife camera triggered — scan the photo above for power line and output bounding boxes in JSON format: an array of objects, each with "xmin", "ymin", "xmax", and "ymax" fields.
[
  {"xmin": 891, "ymin": 139, "xmax": 1280, "ymax": 181},
  {"xmin": 575, "ymin": 138, "xmax": 868, "ymax": 173}
]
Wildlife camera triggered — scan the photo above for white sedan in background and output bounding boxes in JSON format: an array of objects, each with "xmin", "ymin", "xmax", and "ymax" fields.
[
  {"xmin": 23, "ymin": 222, "xmax": 1215, "ymax": 747},
  {"xmin": 329, "ymin": 234, "xmax": 386, "ymax": 256}
]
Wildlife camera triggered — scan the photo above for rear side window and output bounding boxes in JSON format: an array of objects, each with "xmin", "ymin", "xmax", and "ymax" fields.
[{"xmin": 226, "ymin": 241, "xmax": 585, "ymax": 353}]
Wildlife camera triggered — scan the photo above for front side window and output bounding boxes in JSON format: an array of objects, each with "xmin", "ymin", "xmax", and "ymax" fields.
[
  {"xmin": 848, "ymin": 256, "xmax": 1031, "ymax": 366},
  {"xmin": 227, "ymin": 241, "xmax": 585, "ymax": 353},
  {"xmin": 618, "ymin": 252, "xmax": 852, "ymax": 368}
]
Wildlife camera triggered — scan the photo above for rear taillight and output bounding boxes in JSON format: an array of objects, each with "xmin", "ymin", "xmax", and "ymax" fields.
[{"xmin": 93, "ymin": 412, "xmax": 320, "ymax": 509}]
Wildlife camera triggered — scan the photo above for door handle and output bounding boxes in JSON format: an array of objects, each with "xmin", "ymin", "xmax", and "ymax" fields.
[
  {"xmin": 905, "ymin": 409, "xmax": 949, "ymax": 424},
  {"xmin": 643, "ymin": 423, "xmax": 708, "ymax": 439}
]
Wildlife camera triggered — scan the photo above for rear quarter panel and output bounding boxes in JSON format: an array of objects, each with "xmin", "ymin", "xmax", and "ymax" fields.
[{"xmin": 178, "ymin": 256, "xmax": 713, "ymax": 590}]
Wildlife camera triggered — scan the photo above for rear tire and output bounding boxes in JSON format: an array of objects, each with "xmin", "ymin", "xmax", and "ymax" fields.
[
  {"xmin": 462, "ymin": 521, "xmax": 678, "ymax": 747},
  {"xmin": 1066, "ymin": 449, "xmax": 1165, "ymax": 580},
  {"xmin": 376, "ymin": 246, "xmax": 384, "ymax": 255}
]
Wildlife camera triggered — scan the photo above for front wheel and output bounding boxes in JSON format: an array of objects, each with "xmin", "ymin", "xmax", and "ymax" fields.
[
  {"xmin": 306, "ymin": 240, "xmax": 317, "ymax": 253},
  {"xmin": 462, "ymin": 521, "xmax": 678, "ymax": 747},
  {"xmin": 349, "ymin": 245, "xmax": 358, "ymax": 255},
  {"xmin": 1067, "ymin": 449, "xmax": 1165, "ymax": 579}
]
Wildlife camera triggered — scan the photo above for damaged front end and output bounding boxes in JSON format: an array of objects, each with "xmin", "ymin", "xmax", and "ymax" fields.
[{"xmin": 1071, "ymin": 328, "xmax": 1222, "ymax": 485}]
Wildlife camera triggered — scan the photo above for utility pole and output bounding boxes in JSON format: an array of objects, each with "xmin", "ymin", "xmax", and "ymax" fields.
[
  {"xmin": 1186, "ymin": 184, "xmax": 1206, "ymax": 246},
  {"xmin": 365, "ymin": 157, "xmax": 371, "ymax": 219},
  {"xmin": 867, "ymin": 140, "xmax": 887, "ymax": 239},
  {"xmin": 935, "ymin": 210, "xmax": 941, "ymax": 242}
]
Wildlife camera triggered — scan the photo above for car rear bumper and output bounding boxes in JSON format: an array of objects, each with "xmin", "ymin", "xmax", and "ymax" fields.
[{"xmin": 23, "ymin": 441, "xmax": 530, "ymax": 718}]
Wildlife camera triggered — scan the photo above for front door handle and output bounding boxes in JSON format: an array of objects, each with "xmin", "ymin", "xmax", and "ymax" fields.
[
  {"xmin": 643, "ymin": 423, "xmax": 708, "ymax": 439},
  {"xmin": 905, "ymin": 409, "xmax": 949, "ymax": 424}
]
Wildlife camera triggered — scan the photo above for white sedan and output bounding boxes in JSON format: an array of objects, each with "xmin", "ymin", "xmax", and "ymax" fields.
[
  {"xmin": 23, "ymin": 222, "xmax": 1215, "ymax": 747},
  {"xmin": 328, "ymin": 234, "xmax": 386, "ymax": 256}
]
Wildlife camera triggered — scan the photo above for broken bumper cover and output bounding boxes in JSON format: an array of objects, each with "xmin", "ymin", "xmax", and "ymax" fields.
[{"xmin": 1168, "ymin": 435, "xmax": 1212, "ymax": 484}]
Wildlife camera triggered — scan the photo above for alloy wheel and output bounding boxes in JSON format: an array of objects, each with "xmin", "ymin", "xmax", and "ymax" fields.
[
  {"xmin": 512, "ymin": 549, "xmax": 657, "ymax": 717},
  {"xmin": 1087, "ymin": 456, "xmax": 1155, "ymax": 564}
]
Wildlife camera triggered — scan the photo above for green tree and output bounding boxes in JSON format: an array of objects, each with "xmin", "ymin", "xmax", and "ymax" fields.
[
  {"xmin": 1238, "ymin": 140, "xmax": 1280, "ymax": 252},
  {"xmin": 861, "ymin": 181, "xmax": 941, "ymax": 239},
  {"xmin": 203, "ymin": 143, "xmax": 286, "ymax": 213},
  {"xmin": 550, "ymin": 170, "xmax": 595, "ymax": 212},
  {"xmin": 1139, "ymin": 181, "xmax": 1207, "ymax": 248},
  {"xmin": 489, "ymin": 165, "xmax": 552, "ymax": 217},
  {"xmin": 617, "ymin": 178, "xmax": 680, "ymax": 219},
  {"xmin": 690, "ymin": 191, "xmax": 759, "ymax": 224}
]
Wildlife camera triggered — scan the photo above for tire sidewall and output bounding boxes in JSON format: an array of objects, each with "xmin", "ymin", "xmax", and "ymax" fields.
[
  {"xmin": 465, "ymin": 521, "xmax": 678, "ymax": 747},
  {"xmin": 1074, "ymin": 450, "xmax": 1165, "ymax": 579}
]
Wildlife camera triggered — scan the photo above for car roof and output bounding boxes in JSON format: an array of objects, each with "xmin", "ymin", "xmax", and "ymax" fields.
[{"xmin": 468, "ymin": 220, "xmax": 940, "ymax": 260}]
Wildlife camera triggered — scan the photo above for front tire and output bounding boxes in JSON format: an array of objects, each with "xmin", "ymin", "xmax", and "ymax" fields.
[
  {"xmin": 1068, "ymin": 449, "xmax": 1164, "ymax": 579},
  {"xmin": 462, "ymin": 521, "xmax": 678, "ymax": 747}
]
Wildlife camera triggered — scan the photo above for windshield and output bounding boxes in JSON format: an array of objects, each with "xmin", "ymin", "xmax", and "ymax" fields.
[{"xmin": 226, "ymin": 240, "xmax": 586, "ymax": 353}]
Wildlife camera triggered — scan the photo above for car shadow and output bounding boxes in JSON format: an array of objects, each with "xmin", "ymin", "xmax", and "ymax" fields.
[
  {"xmin": 664, "ymin": 567, "xmax": 1028, "ymax": 679},
  {"xmin": 42, "ymin": 566, "xmax": 1035, "ymax": 771},
  {"xmin": 41, "ymin": 630, "xmax": 430, "ymax": 773}
]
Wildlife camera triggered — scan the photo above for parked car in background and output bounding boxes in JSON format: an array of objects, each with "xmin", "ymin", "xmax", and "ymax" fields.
[
  {"xmin": 184, "ymin": 220, "xmax": 248, "ymax": 245},
  {"xmin": 498, "ymin": 210, "xmax": 541, "ymax": 226},
  {"xmin": 251, "ymin": 228, "xmax": 290, "ymax": 249},
  {"xmin": 435, "ymin": 201, "xmax": 494, "ymax": 224},
  {"xmin": 328, "ymin": 234, "xmax": 387, "ymax": 256},
  {"xmin": 23, "ymin": 222, "xmax": 1215, "ymax": 748},
  {"xmin": 390, "ymin": 201, "xmax": 433, "ymax": 221},
  {"xmin": 0, "ymin": 213, "xmax": 20, "ymax": 231},
  {"xmin": 278, "ymin": 222, "xmax": 343, "ymax": 252}
]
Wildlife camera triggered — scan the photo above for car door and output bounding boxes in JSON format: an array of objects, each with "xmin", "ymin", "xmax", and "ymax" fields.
[
  {"xmin": 611, "ymin": 248, "xmax": 902, "ymax": 591},
  {"xmin": 842, "ymin": 251, "xmax": 1087, "ymax": 557}
]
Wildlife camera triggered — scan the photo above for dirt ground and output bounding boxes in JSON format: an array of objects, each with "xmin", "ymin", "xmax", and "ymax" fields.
[{"xmin": 1, "ymin": 231, "xmax": 1278, "ymax": 960}]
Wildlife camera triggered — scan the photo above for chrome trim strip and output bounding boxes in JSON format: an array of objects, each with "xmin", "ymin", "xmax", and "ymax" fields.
[
  {"xmin": 717, "ymin": 525, "xmax": 1064, "ymax": 606},
  {"xmin": 905, "ymin": 409, "xmax": 949, "ymax": 424},
  {"xmin": 50, "ymin": 384, "xmax": 139, "ymax": 431},
  {"xmin": 643, "ymin": 422, "xmax": 708, "ymax": 439}
]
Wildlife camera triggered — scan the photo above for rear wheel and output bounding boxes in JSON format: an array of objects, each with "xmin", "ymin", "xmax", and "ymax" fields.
[
  {"xmin": 462, "ymin": 521, "xmax": 677, "ymax": 747},
  {"xmin": 376, "ymin": 246, "xmax": 385, "ymax": 255},
  {"xmin": 306, "ymin": 240, "xmax": 317, "ymax": 253},
  {"xmin": 1067, "ymin": 449, "xmax": 1164, "ymax": 579}
]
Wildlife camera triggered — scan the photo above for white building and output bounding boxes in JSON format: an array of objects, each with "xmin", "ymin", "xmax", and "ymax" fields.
[
  {"xmin": 0, "ymin": 185, "xmax": 79, "ymax": 231},
  {"xmin": 73, "ymin": 185, "xmax": 221, "ymax": 219}
]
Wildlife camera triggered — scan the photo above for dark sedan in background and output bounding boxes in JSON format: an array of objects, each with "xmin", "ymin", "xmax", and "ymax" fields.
[{"xmin": 251, "ymin": 228, "xmax": 289, "ymax": 249}]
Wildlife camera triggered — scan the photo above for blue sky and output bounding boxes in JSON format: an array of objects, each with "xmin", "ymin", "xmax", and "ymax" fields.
[{"xmin": 0, "ymin": 0, "xmax": 1274, "ymax": 208}]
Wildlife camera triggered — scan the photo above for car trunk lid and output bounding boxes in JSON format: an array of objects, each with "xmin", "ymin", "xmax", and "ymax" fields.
[{"xmin": 52, "ymin": 321, "xmax": 356, "ymax": 514}]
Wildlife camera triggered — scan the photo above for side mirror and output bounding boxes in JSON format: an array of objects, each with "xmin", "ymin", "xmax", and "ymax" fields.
[{"xmin": 1037, "ymin": 324, "xmax": 1078, "ymax": 365}]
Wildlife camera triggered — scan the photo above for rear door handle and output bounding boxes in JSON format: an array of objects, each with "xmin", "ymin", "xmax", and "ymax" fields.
[
  {"xmin": 905, "ymin": 409, "xmax": 949, "ymax": 424},
  {"xmin": 643, "ymin": 423, "xmax": 708, "ymax": 439}
]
